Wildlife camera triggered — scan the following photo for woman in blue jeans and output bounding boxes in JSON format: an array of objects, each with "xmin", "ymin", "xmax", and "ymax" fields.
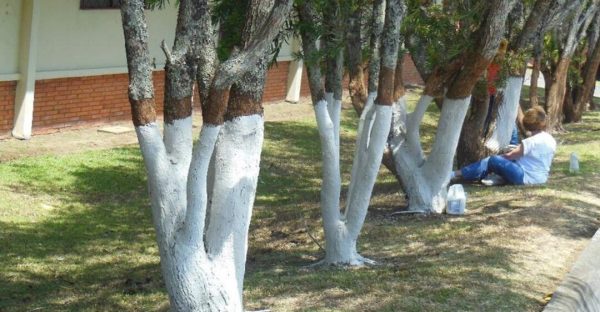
[{"xmin": 452, "ymin": 106, "xmax": 557, "ymax": 185}]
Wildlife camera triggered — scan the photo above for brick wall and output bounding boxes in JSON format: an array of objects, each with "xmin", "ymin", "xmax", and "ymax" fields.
[
  {"xmin": 402, "ymin": 53, "xmax": 424, "ymax": 86},
  {"xmin": 263, "ymin": 61, "xmax": 290, "ymax": 102},
  {"xmin": 264, "ymin": 61, "xmax": 312, "ymax": 102},
  {"xmin": 300, "ymin": 67, "xmax": 311, "ymax": 97},
  {"xmin": 1, "ymin": 56, "xmax": 422, "ymax": 137},
  {"xmin": 0, "ymin": 81, "xmax": 16, "ymax": 135},
  {"xmin": 31, "ymin": 72, "xmax": 165, "ymax": 134}
]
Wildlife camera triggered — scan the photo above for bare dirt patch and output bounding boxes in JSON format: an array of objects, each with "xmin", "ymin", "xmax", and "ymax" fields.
[{"xmin": 0, "ymin": 99, "xmax": 314, "ymax": 162}]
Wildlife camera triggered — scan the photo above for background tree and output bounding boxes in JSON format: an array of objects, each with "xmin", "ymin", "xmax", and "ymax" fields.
[
  {"xmin": 345, "ymin": 0, "xmax": 407, "ymax": 185},
  {"xmin": 564, "ymin": 9, "xmax": 600, "ymax": 122},
  {"xmin": 456, "ymin": 0, "xmax": 569, "ymax": 166},
  {"xmin": 297, "ymin": 0, "xmax": 405, "ymax": 265},
  {"xmin": 541, "ymin": 0, "xmax": 599, "ymax": 131},
  {"xmin": 120, "ymin": 0, "xmax": 292, "ymax": 310}
]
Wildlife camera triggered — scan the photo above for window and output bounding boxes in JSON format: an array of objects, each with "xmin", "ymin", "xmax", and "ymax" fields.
[{"xmin": 80, "ymin": 0, "xmax": 121, "ymax": 9}]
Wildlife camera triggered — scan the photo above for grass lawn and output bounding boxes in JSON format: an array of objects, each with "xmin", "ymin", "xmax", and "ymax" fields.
[{"xmin": 1, "ymin": 90, "xmax": 599, "ymax": 311}]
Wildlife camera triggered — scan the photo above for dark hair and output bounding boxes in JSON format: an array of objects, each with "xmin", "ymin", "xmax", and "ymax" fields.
[{"xmin": 522, "ymin": 106, "xmax": 546, "ymax": 132}]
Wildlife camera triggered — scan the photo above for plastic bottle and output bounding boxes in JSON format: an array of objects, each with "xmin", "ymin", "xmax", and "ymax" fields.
[
  {"xmin": 447, "ymin": 184, "xmax": 466, "ymax": 215},
  {"xmin": 569, "ymin": 152, "xmax": 579, "ymax": 173}
]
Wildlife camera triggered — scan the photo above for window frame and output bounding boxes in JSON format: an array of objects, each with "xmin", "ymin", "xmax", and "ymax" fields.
[{"xmin": 79, "ymin": 0, "xmax": 122, "ymax": 10}]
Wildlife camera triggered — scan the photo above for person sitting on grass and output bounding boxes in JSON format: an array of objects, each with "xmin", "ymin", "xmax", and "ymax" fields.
[{"xmin": 451, "ymin": 106, "xmax": 556, "ymax": 186}]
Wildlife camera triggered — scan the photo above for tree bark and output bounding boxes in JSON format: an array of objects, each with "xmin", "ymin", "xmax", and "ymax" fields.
[
  {"xmin": 568, "ymin": 23, "xmax": 600, "ymax": 121},
  {"xmin": 368, "ymin": 0, "xmax": 386, "ymax": 93},
  {"xmin": 346, "ymin": 8, "xmax": 368, "ymax": 115},
  {"xmin": 530, "ymin": 52, "xmax": 542, "ymax": 107},
  {"xmin": 546, "ymin": 57, "xmax": 571, "ymax": 131},
  {"xmin": 456, "ymin": 91, "xmax": 492, "ymax": 167},
  {"xmin": 346, "ymin": 2, "xmax": 403, "ymax": 185}
]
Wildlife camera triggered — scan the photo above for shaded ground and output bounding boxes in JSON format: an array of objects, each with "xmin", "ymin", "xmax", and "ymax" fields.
[{"xmin": 0, "ymin": 91, "xmax": 599, "ymax": 311}]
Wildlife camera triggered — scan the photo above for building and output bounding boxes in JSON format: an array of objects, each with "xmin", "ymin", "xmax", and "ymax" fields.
[{"xmin": 0, "ymin": 0, "xmax": 422, "ymax": 139}]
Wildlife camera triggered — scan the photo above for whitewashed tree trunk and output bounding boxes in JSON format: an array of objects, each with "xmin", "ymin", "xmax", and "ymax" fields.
[
  {"xmin": 314, "ymin": 96, "xmax": 392, "ymax": 265},
  {"xmin": 485, "ymin": 76, "xmax": 524, "ymax": 151},
  {"xmin": 390, "ymin": 95, "xmax": 470, "ymax": 213},
  {"xmin": 120, "ymin": 0, "xmax": 291, "ymax": 310},
  {"xmin": 298, "ymin": 0, "xmax": 402, "ymax": 265}
]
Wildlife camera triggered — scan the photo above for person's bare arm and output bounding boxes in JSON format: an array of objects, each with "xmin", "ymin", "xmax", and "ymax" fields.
[{"xmin": 503, "ymin": 144, "xmax": 524, "ymax": 160}]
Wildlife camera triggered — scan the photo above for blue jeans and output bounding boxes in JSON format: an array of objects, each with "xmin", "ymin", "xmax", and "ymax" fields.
[{"xmin": 461, "ymin": 155, "xmax": 525, "ymax": 185}]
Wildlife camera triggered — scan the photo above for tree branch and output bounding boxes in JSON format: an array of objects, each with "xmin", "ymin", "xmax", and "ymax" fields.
[
  {"xmin": 368, "ymin": 0, "xmax": 386, "ymax": 94},
  {"xmin": 375, "ymin": 0, "xmax": 406, "ymax": 106},
  {"xmin": 120, "ymin": 0, "xmax": 164, "ymax": 163},
  {"xmin": 446, "ymin": 0, "xmax": 517, "ymax": 99},
  {"xmin": 297, "ymin": 1, "xmax": 325, "ymax": 104},
  {"xmin": 202, "ymin": 0, "xmax": 292, "ymax": 125},
  {"xmin": 162, "ymin": 0, "xmax": 204, "ymax": 166},
  {"xmin": 212, "ymin": 0, "xmax": 293, "ymax": 91},
  {"xmin": 195, "ymin": 0, "xmax": 218, "ymax": 106},
  {"xmin": 323, "ymin": 2, "xmax": 344, "ymax": 101},
  {"xmin": 226, "ymin": 0, "xmax": 278, "ymax": 122}
]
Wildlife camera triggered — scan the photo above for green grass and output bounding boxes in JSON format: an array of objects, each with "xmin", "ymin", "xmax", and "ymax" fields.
[
  {"xmin": 1, "ymin": 94, "xmax": 599, "ymax": 311},
  {"xmin": 0, "ymin": 149, "xmax": 165, "ymax": 311}
]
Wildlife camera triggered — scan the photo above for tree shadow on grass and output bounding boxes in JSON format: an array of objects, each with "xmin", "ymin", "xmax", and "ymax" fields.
[
  {"xmin": 0, "ymin": 147, "xmax": 167, "ymax": 311},
  {"xmin": 245, "ymin": 204, "xmax": 540, "ymax": 311},
  {"xmin": 258, "ymin": 118, "xmax": 360, "ymax": 207}
]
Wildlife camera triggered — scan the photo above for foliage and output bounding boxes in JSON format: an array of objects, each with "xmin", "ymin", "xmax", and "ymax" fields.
[
  {"xmin": 402, "ymin": 0, "xmax": 485, "ymax": 71},
  {"xmin": 567, "ymin": 44, "xmax": 587, "ymax": 87},
  {"xmin": 503, "ymin": 50, "xmax": 529, "ymax": 77},
  {"xmin": 144, "ymin": 0, "xmax": 172, "ymax": 10},
  {"xmin": 541, "ymin": 33, "xmax": 561, "ymax": 73},
  {"xmin": 212, "ymin": 0, "xmax": 249, "ymax": 61}
]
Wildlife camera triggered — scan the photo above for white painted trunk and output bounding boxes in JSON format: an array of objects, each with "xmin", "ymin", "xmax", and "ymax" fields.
[
  {"xmin": 485, "ymin": 76, "xmax": 523, "ymax": 152},
  {"xmin": 204, "ymin": 115, "xmax": 263, "ymax": 296},
  {"xmin": 314, "ymin": 99, "xmax": 343, "ymax": 248},
  {"xmin": 391, "ymin": 96, "xmax": 470, "ymax": 213},
  {"xmin": 347, "ymin": 92, "xmax": 376, "ymax": 204},
  {"xmin": 423, "ymin": 97, "xmax": 471, "ymax": 187},
  {"xmin": 344, "ymin": 104, "xmax": 392, "ymax": 242},
  {"xmin": 136, "ymin": 115, "xmax": 264, "ymax": 312},
  {"xmin": 164, "ymin": 117, "xmax": 194, "ymax": 168},
  {"xmin": 324, "ymin": 92, "xmax": 341, "ymax": 150},
  {"xmin": 315, "ymin": 95, "xmax": 392, "ymax": 265}
]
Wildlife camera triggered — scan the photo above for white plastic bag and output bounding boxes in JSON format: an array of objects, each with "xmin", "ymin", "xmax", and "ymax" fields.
[{"xmin": 447, "ymin": 184, "xmax": 466, "ymax": 215}]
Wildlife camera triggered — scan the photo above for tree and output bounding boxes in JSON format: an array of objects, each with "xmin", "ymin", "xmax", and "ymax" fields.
[
  {"xmin": 345, "ymin": 0, "xmax": 408, "ymax": 185},
  {"xmin": 542, "ymin": 0, "xmax": 599, "ymax": 131},
  {"xmin": 389, "ymin": 0, "xmax": 516, "ymax": 213},
  {"xmin": 564, "ymin": 9, "xmax": 600, "ymax": 122},
  {"xmin": 456, "ymin": 0, "xmax": 568, "ymax": 166},
  {"xmin": 297, "ymin": 0, "xmax": 405, "ymax": 265},
  {"xmin": 119, "ymin": 0, "xmax": 292, "ymax": 310}
]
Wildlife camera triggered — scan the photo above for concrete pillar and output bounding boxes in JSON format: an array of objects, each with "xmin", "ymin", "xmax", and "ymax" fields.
[
  {"xmin": 285, "ymin": 38, "xmax": 303, "ymax": 103},
  {"xmin": 12, "ymin": 0, "xmax": 40, "ymax": 140}
]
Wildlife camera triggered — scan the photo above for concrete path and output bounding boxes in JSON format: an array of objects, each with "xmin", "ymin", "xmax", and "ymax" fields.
[
  {"xmin": 544, "ymin": 229, "xmax": 600, "ymax": 312},
  {"xmin": 524, "ymin": 69, "xmax": 600, "ymax": 98}
]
